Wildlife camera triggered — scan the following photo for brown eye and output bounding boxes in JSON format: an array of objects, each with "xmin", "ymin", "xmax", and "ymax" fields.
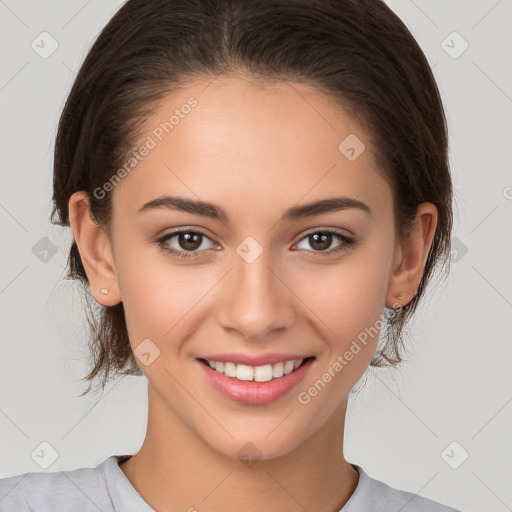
[
  {"xmin": 176, "ymin": 232, "xmax": 202, "ymax": 251},
  {"xmin": 294, "ymin": 229, "xmax": 355, "ymax": 257},
  {"xmin": 156, "ymin": 229, "xmax": 216, "ymax": 259},
  {"xmin": 308, "ymin": 232, "xmax": 334, "ymax": 251}
]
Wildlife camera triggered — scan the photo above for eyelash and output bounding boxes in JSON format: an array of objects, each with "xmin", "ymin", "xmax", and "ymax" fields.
[{"xmin": 155, "ymin": 228, "xmax": 355, "ymax": 260}]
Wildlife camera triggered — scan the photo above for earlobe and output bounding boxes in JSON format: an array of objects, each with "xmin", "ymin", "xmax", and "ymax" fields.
[
  {"xmin": 385, "ymin": 203, "xmax": 438, "ymax": 308},
  {"xmin": 68, "ymin": 191, "xmax": 122, "ymax": 306}
]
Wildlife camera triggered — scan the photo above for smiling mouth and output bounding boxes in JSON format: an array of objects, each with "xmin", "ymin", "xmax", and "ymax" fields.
[{"xmin": 197, "ymin": 356, "xmax": 315, "ymax": 383}]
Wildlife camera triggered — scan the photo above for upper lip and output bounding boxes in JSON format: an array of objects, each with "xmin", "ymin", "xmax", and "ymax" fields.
[{"xmin": 198, "ymin": 353, "xmax": 314, "ymax": 367}]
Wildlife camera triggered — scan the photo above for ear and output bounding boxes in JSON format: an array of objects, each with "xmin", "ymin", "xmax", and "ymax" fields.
[
  {"xmin": 385, "ymin": 202, "xmax": 438, "ymax": 308},
  {"xmin": 68, "ymin": 191, "xmax": 122, "ymax": 306}
]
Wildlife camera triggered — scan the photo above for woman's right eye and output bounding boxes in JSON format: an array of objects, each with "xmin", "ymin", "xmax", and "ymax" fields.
[{"xmin": 155, "ymin": 230, "xmax": 216, "ymax": 259}]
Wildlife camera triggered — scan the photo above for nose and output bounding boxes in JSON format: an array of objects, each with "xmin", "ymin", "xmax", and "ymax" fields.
[{"xmin": 217, "ymin": 248, "xmax": 295, "ymax": 341}]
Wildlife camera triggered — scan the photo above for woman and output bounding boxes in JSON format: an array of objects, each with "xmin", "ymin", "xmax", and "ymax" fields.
[{"xmin": 0, "ymin": 0, "xmax": 462, "ymax": 510}]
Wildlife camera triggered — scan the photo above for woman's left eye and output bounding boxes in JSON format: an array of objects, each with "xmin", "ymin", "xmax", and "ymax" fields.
[
  {"xmin": 293, "ymin": 230, "xmax": 355, "ymax": 257},
  {"xmin": 155, "ymin": 228, "xmax": 355, "ymax": 259}
]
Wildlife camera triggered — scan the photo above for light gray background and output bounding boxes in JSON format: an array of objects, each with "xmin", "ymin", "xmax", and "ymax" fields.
[{"xmin": 1, "ymin": 1, "xmax": 511, "ymax": 511}]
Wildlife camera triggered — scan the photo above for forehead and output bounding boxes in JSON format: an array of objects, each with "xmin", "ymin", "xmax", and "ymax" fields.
[{"xmin": 112, "ymin": 77, "xmax": 392, "ymax": 222}]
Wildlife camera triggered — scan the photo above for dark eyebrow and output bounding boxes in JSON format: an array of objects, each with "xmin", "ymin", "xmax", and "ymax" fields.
[{"xmin": 137, "ymin": 195, "xmax": 371, "ymax": 222}]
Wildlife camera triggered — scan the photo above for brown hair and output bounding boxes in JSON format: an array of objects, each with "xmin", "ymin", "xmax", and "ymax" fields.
[{"xmin": 50, "ymin": 0, "xmax": 452, "ymax": 397}]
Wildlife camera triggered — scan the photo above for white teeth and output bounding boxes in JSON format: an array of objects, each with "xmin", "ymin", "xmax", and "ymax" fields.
[
  {"xmin": 224, "ymin": 362, "xmax": 237, "ymax": 378},
  {"xmin": 254, "ymin": 364, "xmax": 273, "ymax": 382},
  {"xmin": 272, "ymin": 362, "xmax": 284, "ymax": 379},
  {"xmin": 206, "ymin": 358, "xmax": 305, "ymax": 382},
  {"xmin": 283, "ymin": 360, "xmax": 295, "ymax": 374},
  {"xmin": 236, "ymin": 364, "xmax": 254, "ymax": 381}
]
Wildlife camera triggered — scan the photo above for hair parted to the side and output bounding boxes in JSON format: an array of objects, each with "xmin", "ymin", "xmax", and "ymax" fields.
[{"xmin": 50, "ymin": 0, "xmax": 452, "ymax": 398}]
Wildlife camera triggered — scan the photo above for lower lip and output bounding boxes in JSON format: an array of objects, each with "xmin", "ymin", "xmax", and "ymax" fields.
[{"xmin": 196, "ymin": 357, "xmax": 315, "ymax": 405}]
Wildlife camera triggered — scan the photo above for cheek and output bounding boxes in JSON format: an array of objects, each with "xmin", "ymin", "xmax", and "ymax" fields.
[
  {"xmin": 300, "ymin": 256, "xmax": 390, "ymax": 331},
  {"xmin": 112, "ymin": 233, "xmax": 208, "ymax": 349},
  {"xmin": 292, "ymin": 245, "xmax": 392, "ymax": 371},
  {"xmin": 120, "ymin": 265, "xmax": 208, "ymax": 349}
]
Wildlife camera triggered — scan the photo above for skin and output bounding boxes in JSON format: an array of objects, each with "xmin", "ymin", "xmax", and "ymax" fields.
[{"xmin": 69, "ymin": 76, "xmax": 437, "ymax": 512}]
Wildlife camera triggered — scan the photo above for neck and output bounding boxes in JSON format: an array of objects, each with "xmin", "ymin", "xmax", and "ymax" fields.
[{"xmin": 119, "ymin": 384, "xmax": 359, "ymax": 512}]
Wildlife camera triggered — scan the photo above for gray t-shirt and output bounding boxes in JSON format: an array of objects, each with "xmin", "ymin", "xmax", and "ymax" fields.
[{"xmin": 0, "ymin": 454, "xmax": 462, "ymax": 511}]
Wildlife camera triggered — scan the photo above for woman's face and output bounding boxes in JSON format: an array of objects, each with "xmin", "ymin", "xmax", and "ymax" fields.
[{"xmin": 107, "ymin": 77, "xmax": 401, "ymax": 459}]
